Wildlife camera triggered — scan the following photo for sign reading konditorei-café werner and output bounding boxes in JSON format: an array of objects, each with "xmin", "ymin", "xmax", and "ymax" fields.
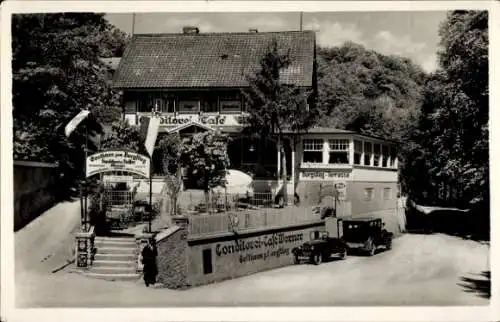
[
  {"xmin": 215, "ymin": 232, "xmax": 304, "ymax": 264},
  {"xmin": 86, "ymin": 151, "xmax": 150, "ymax": 178}
]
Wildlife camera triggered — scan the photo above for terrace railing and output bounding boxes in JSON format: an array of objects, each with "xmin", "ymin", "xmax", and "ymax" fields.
[{"xmin": 187, "ymin": 206, "xmax": 324, "ymax": 237}]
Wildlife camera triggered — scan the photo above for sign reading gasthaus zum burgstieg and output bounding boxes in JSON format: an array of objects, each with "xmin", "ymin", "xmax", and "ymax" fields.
[{"xmin": 86, "ymin": 151, "xmax": 150, "ymax": 178}]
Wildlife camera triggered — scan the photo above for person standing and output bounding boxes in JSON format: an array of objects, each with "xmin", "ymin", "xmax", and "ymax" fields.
[{"xmin": 141, "ymin": 238, "xmax": 158, "ymax": 287}]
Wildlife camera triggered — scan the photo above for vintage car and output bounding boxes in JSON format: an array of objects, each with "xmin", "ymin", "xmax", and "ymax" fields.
[
  {"xmin": 292, "ymin": 230, "xmax": 347, "ymax": 265},
  {"xmin": 342, "ymin": 217, "xmax": 393, "ymax": 256}
]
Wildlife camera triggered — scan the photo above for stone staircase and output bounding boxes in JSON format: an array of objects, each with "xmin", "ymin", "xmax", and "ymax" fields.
[{"xmin": 84, "ymin": 236, "xmax": 141, "ymax": 281}]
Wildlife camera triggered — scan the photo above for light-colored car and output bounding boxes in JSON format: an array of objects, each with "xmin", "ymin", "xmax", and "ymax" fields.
[{"xmin": 213, "ymin": 169, "xmax": 254, "ymax": 198}]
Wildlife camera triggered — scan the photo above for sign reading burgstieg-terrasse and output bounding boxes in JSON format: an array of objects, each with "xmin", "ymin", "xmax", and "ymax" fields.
[{"xmin": 86, "ymin": 151, "xmax": 150, "ymax": 178}]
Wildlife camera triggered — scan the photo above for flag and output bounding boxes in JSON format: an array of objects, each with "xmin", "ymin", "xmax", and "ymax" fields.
[
  {"xmin": 64, "ymin": 110, "xmax": 91, "ymax": 137},
  {"xmin": 140, "ymin": 116, "xmax": 160, "ymax": 157}
]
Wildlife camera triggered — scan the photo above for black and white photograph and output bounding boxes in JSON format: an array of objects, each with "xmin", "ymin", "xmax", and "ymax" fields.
[{"xmin": 0, "ymin": 0, "xmax": 496, "ymax": 321}]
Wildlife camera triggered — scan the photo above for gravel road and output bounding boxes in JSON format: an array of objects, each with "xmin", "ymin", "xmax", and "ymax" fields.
[{"xmin": 16, "ymin": 219, "xmax": 490, "ymax": 307}]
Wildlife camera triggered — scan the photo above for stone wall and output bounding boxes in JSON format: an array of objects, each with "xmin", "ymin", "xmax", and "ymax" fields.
[
  {"xmin": 155, "ymin": 226, "xmax": 190, "ymax": 289},
  {"xmin": 14, "ymin": 161, "xmax": 59, "ymax": 231}
]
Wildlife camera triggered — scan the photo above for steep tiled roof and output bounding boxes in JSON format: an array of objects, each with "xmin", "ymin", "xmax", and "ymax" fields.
[
  {"xmin": 100, "ymin": 57, "xmax": 122, "ymax": 70},
  {"xmin": 112, "ymin": 31, "xmax": 315, "ymax": 89}
]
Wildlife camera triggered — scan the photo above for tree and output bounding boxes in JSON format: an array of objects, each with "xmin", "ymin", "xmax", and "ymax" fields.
[
  {"xmin": 242, "ymin": 39, "xmax": 316, "ymax": 204},
  {"xmin": 158, "ymin": 133, "xmax": 183, "ymax": 217},
  {"xmin": 401, "ymin": 10, "xmax": 488, "ymax": 211},
  {"xmin": 99, "ymin": 119, "xmax": 142, "ymax": 152},
  {"xmin": 12, "ymin": 13, "xmax": 128, "ymax": 196},
  {"xmin": 179, "ymin": 131, "xmax": 231, "ymax": 212},
  {"xmin": 316, "ymin": 42, "xmax": 426, "ymax": 144}
]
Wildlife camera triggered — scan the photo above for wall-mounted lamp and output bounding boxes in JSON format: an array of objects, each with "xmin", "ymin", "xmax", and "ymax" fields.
[{"xmin": 249, "ymin": 144, "xmax": 255, "ymax": 152}]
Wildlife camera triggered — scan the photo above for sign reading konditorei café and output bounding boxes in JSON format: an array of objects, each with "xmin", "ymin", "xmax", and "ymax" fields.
[
  {"xmin": 138, "ymin": 114, "xmax": 249, "ymax": 127},
  {"xmin": 86, "ymin": 151, "xmax": 150, "ymax": 178}
]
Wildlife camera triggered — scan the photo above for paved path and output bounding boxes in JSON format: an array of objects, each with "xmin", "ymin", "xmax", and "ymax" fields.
[
  {"xmin": 15, "ymin": 200, "xmax": 80, "ymax": 274},
  {"xmin": 16, "ymin": 232, "xmax": 489, "ymax": 307}
]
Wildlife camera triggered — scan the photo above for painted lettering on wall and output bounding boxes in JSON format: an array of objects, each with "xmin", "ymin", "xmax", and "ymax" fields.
[
  {"xmin": 215, "ymin": 232, "xmax": 303, "ymax": 263},
  {"xmin": 301, "ymin": 171, "xmax": 351, "ymax": 180},
  {"xmin": 86, "ymin": 151, "xmax": 150, "ymax": 178},
  {"xmin": 158, "ymin": 115, "xmax": 228, "ymax": 126}
]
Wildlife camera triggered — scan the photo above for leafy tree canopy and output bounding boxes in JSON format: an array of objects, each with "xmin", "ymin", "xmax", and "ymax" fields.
[
  {"xmin": 242, "ymin": 39, "xmax": 318, "ymax": 139},
  {"xmin": 316, "ymin": 42, "xmax": 426, "ymax": 143},
  {"xmin": 12, "ymin": 13, "xmax": 128, "ymax": 195},
  {"xmin": 401, "ymin": 10, "xmax": 488, "ymax": 207}
]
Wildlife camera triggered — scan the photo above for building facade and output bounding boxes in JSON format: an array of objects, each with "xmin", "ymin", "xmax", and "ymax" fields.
[{"xmin": 112, "ymin": 28, "xmax": 399, "ymax": 214}]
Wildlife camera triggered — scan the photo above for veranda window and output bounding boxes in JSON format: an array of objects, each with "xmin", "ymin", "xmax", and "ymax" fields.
[
  {"xmin": 303, "ymin": 139, "xmax": 323, "ymax": 163},
  {"xmin": 373, "ymin": 144, "xmax": 381, "ymax": 167},
  {"xmin": 354, "ymin": 140, "xmax": 362, "ymax": 165},
  {"xmin": 382, "ymin": 145, "xmax": 389, "ymax": 167},
  {"xmin": 364, "ymin": 142, "xmax": 372, "ymax": 166},
  {"xmin": 390, "ymin": 146, "xmax": 397, "ymax": 168},
  {"xmin": 328, "ymin": 139, "xmax": 349, "ymax": 164}
]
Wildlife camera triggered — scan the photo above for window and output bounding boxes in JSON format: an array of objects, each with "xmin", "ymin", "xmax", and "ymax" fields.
[
  {"xmin": 354, "ymin": 140, "xmax": 363, "ymax": 165},
  {"xmin": 364, "ymin": 187, "xmax": 374, "ymax": 201},
  {"xmin": 202, "ymin": 249, "xmax": 213, "ymax": 275},
  {"xmin": 390, "ymin": 146, "xmax": 397, "ymax": 168},
  {"xmin": 178, "ymin": 100, "xmax": 200, "ymax": 113},
  {"xmin": 364, "ymin": 142, "xmax": 372, "ymax": 166},
  {"xmin": 159, "ymin": 97, "xmax": 176, "ymax": 113},
  {"xmin": 383, "ymin": 187, "xmax": 392, "ymax": 200},
  {"xmin": 219, "ymin": 91, "xmax": 241, "ymax": 113},
  {"xmin": 137, "ymin": 93, "xmax": 154, "ymax": 112},
  {"xmin": 373, "ymin": 144, "xmax": 381, "ymax": 167},
  {"xmin": 202, "ymin": 98, "xmax": 218, "ymax": 113},
  {"xmin": 382, "ymin": 145, "xmax": 389, "ymax": 168},
  {"xmin": 328, "ymin": 139, "xmax": 349, "ymax": 164},
  {"xmin": 201, "ymin": 93, "xmax": 218, "ymax": 113},
  {"xmin": 303, "ymin": 139, "xmax": 323, "ymax": 163}
]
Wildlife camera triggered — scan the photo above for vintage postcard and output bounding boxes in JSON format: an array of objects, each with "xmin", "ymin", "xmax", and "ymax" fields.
[{"xmin": 1, "ymin": 1, "xmax": 497, "ymax": 322}]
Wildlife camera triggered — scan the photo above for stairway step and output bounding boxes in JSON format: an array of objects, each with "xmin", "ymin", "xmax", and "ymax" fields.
[
  {"xmin": 93, "ymin": 260, "xmax": 136, "ymax": 268},
  {"xmin": 84, "ymin": 272, "xmax": 141, "ymax": 281},
  {"xmin": 91, "ymin": 266, "xmax": 137, "ymax": 274},
  {"xmin": 95, "ymin": 236, "xmax": 135, "ymax": 242},
  {"xmin": 97, "ymin": 247, "xmax": 136, "ymax": 255},
  {"xmin": 95, "ymin": 253, "xmax": 136, "ymax": 261},
  {"xmin": 94, "ymin": 240, "xmax": 136, "ymax": 248}
]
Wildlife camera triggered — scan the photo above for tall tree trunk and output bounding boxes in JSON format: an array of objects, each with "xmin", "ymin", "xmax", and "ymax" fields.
[
  {"xmin": 204, "ymin": 171, "xmax": 210, "ymax": 214},
  {"xmin": 204, "ymin": 189, "xmax": 210, "ymax": 214},
  {"xmin": 281, "ymin": 139, "xmax": 288, "ymax": 205}
]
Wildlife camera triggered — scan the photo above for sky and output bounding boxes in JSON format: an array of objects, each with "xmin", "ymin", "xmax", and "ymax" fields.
[{"xmin": 106, "ymin": 11, "xmax": 449, "ymax": 73}]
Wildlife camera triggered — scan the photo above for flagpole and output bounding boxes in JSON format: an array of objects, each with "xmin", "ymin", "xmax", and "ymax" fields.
[
  {"xmin": 148, "ymin": 108, "xmax": 155, "ymax": 233},
  {"xmin": 84, "ymin": 119, "xmax": 89, "ymax": 231}
]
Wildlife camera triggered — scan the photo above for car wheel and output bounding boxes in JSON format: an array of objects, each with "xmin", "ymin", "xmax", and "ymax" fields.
[
  {"xmin": 386, "ymin": 240, "xmax": 392, "ymax": 250},
  {"xmin": 367, "ymin": 240, "xmax": 376, "ymax": 256},
  {"xmin": 339, "ymin": 248, "xmax": 347, "ymax": 259},
  {"xmin": 294, "ymin": 194, "xmax": 300, "ymax": 206},
  {"xmin": 311, "ymin": 252, "xmax": 322, "ymax": 265},
  {"xmin": 276, "ymin": 195, "xmax": 285, "ymax": 208}
]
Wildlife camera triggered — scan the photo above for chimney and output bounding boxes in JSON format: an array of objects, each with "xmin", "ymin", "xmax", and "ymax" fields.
[
  {"xmin": 183, "ymin": 26, "xmax": 200, "ymax": 34},
  {"xmin": 249, "ymin": 28, "xmax": 258, "ymax": 33}
]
